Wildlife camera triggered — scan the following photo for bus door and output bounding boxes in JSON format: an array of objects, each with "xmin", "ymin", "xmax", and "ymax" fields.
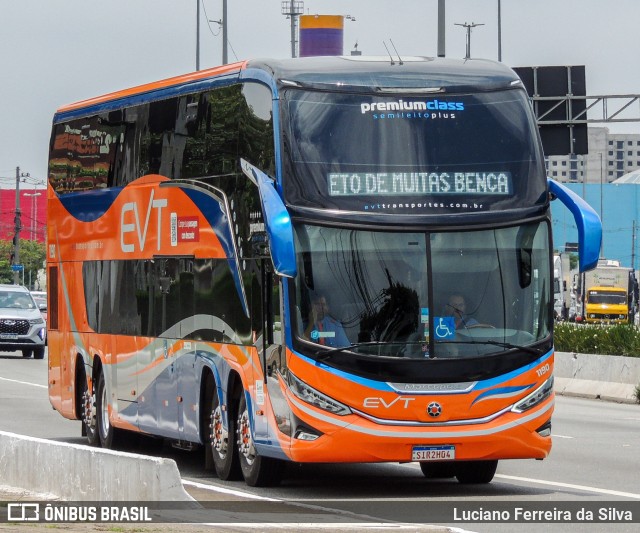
[{"xmin": 254, "ymin": 263, "xmax": 288, "ymax": 442}]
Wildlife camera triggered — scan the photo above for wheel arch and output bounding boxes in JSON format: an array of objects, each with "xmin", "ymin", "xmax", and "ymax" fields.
[
  {"xmin": 198, "ymin": 363, "xmax": 243, "ymax": 443},
  {"xmin": 73, "ymin": 352, "xmax": 99, "ymax": 420}
]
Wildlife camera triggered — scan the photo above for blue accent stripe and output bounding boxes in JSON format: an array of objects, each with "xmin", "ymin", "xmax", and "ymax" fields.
[
  {"xmin": 58, "ymin": 186, "xmax": 123, "ymax": 222},
  {"xmin": 179, "ymin": 186, "xmax": 248, "ymax": 316},
  {"xmin": 473, "ymin": 349, "xmax": 553, "ymax": 391},
  {"xmin": 471, "ymin": 384, "xmax": 534, "ymax": 404},
  {"xmin": 289, "ymin": 347, "xmax": 554, "ymax": 394}
]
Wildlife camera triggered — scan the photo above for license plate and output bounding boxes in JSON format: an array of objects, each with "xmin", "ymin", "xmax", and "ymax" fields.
[
  {"xmin": 0, "ymin": 334, "xmax": 18, "ymax": 340},
  {"xmin": 412, "ymin": 445, "xmax": 455, "ymax": 461}
]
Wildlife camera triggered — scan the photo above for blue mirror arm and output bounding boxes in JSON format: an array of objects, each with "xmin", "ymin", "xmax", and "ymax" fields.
[
  {"xmin": 548, "ymin": 178, "xmax": 602, "ymax": 272},
  {"xmin": 241, "ymin": 160, "xmax": 297, "ymax": 278}
]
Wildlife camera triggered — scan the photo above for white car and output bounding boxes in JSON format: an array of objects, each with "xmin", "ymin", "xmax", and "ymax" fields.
[{"xmin": 0, "ymin": 284, "xmax": 46, "ymax": 359}]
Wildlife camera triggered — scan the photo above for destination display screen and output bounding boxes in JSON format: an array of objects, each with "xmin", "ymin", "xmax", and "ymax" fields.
[
  {"xmin": 282, "ymin": 88, "xmax": 546, "ymax": 215},
  {"xmin": 328, "ymin": 171, "xmax": 512, "ymax": 197}
]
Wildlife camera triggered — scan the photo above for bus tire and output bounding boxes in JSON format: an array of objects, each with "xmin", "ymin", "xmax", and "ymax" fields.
[
  {"xmin": 455, "ymin": 460, "xmax": 498, "ymax": 484},
  {"xmin": 236, "ymin": 393, "xmax": 283, "ymax": 487},
  {"xmin": 207, "ymin": 376, "xmax": 241, "ymax": 481},
  {"xmin": 79, "ymin": 366, "xmax": 99, "ymax": 446},
  {"xmin": 419, "ymin": 461, "xmax": 457, "ymax": 479},
  {"xmin": 95, "ymin": 370, "xmax": 120, "ymax": 449}
]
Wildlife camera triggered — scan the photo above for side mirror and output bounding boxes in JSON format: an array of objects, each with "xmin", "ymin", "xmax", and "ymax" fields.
[
  {"xmin": 548, "ymin": 179, "xmax": 602, "ymax": 272},
  {"xmin": 240, "ymin": 159, "xmax": 297, "ymax": 278}
]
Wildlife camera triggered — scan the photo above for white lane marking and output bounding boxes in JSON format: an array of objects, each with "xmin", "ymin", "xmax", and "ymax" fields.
[
  {"xmin": 0, "ymin": 376, "xmax": 47, "ymax": 389},
  {"xmin": 550, "ymin": 434, "xmax": 574, "ymax": 439},
  {"xmin": 181, "ymin": 479, "xmax": 278, "ymax": 501},
  {"xmin": 181, "ymin": 479, "xmax": 469, "ymax": 530},
  {"xmin": 197, "ymin": 525, "xmax": 447, "ymax": 530},
  {"xmin": 495, "ymin": 474, "xmax": 640, "ymax": 499}
]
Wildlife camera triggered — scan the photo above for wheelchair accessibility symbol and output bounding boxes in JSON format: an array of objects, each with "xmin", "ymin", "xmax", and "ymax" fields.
[{"xmin": 434, "ymin": 316, "xmax": 456, "ymax": 340}]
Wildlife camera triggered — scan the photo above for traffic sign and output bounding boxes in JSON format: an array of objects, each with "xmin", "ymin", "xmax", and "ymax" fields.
[{"xmin": 11, "ymin": 264, "xmax": 23, "ymax": 271}]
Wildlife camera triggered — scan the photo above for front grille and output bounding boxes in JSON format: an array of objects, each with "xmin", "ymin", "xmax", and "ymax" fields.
[
  {"xmin": 592, "ymin": 314, "xmax": 625, "ymax": 320},
  {"xmin": 0, "ymin": 319, "xmax": 30, "ymax": 335}
]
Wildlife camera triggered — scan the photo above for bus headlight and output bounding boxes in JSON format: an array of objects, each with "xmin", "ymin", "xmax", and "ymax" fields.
[
  {"xmin": 512, "ymin": 376, "xmax": 554, "ymax": 413},
  {"xmin": 287, "ymin": 372, "xmax": 351, "ymax": 416}
]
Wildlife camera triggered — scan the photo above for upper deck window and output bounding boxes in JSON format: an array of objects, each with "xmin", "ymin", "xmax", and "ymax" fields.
[{"xmin": 281, "ymin": 88, "xmax": 546, "ymax": 214}]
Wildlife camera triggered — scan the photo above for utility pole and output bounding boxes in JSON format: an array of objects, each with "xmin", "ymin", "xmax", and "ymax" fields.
[
  {"xmin": 497, "ymin": 0, "xmax": 502, "ymax": 61},
  {"xmin": 455, "ymin": 22, "xmax": 484, "ymax": 59},
  {"xmin": 632, "ymin": 220, "xmax": 636, "ymax": 272},
  {"xmin": 13, "ymin": 167, "xmax": 23, "ymax": 285},
  {"xmin": 222, "ymin": 0, "xmax": 228, "ymax": 64},
  {"xmin": 196, "ymin": 0, "xmax": 200, "ymax": 70},
  {"xmin": 437, "ymin": 0, "xmax": 445, "ymax": 57}
]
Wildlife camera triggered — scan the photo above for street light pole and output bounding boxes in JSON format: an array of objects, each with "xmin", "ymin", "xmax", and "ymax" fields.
[
  {"xmin": 196, "ymin": 0, "xmax": 200, "ymax": 70},
  {"xmin": 281, "ymin": 1, "xmax": 304, "ymax": 58},
  {"xmin": 24, "ymin": 192, "xmax": 41, "ymax": 241},
  {"xmin": 455, "ymin": 22, "xmax": 484, "ymax": 59},
  {"xmin": 497, "ymin": 0, "xmax": 502, "ymax": 61}
]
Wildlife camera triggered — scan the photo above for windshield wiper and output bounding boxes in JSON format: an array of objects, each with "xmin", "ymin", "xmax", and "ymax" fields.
[
  {"xmin": 314, "ymin": 341, "xmax": 401, "ymax": 361},
  {"xmin": 436, "ymin": 339, "xmax": 544, "ymax": 356}
]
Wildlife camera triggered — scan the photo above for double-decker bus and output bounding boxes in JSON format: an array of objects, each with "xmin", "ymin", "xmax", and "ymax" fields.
[{"xmin": 47, "ymin": 56, "xmax": 601, "ymax": 487}]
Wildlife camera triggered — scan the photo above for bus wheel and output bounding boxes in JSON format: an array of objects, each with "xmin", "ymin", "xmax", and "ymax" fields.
[
  {"xmin": 419, "ymin": 461, "xmax": 457, "ymax": 479},
  {"xmin": 208, "ymin": 381, "xmax": 241, "ymax": 481},
  {"xmin": 95, "ymin": 370, "xmax": 119, "ymax": 449},
  {"xmin": 236, "ymin": 393, "xmax": 283, "ymax": 487},
  {"xmin": 455, "ymin": 460, "xmax": 498, "ymax": 484},
  {"xmin": 80, "ymin": 372, "xmax": 99, "ymax": 446}
]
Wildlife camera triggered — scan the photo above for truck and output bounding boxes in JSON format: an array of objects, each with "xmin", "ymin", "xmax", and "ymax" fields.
[
  {"xmin": 580, "ymin": 259, "xmax": 638, "ymax": 323},
  {"xmin": 553, "ymin": 253, "xmax": 573, "ymax": 320}
]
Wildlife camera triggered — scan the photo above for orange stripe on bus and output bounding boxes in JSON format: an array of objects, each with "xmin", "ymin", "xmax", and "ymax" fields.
[{"xmin": 57, "ymin": 61, "xmax": 247, "ymax": 113}]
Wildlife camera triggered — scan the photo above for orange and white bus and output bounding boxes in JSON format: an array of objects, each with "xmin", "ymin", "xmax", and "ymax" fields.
[{"xmin": 47, "ymin": 57, "xmax": 601, "ymax": 487}]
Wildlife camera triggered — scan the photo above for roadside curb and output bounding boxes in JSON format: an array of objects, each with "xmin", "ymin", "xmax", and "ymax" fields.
[
  {"xmin": 554, "ymin": 351, "xmax": 640, "ymax": 404},
  {"xmin": 0, "ymin": 430, "xmax": 194, "ymax": 501}
]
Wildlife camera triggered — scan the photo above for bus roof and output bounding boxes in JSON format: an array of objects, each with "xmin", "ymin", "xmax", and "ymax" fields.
[
  {"xmin": 250, "ymin": 56, "xmax": 521, "ymax": 91},
  {"xmin": 54, "ymin": 56, "xmax": 522, "ymax": 122}
]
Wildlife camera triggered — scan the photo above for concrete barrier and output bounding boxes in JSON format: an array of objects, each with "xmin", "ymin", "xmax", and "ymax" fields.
[
  {"xmin": 555, "ymin": 351, "xmax": 640, "ymax": 404},
  {"xmin": 0, "ymin": 431, "xmax": 194, "ymax": 501}
]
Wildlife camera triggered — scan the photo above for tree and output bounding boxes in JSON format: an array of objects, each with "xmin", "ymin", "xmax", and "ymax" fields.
[{"xmin": 0, "ymin": 239, "xmax": 46, "ymax": 287}]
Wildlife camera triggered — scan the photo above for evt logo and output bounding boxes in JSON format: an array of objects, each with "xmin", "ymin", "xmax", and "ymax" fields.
[{"xmin": 120, "ymin": 189, "xmax": 168, "ymax": 253}]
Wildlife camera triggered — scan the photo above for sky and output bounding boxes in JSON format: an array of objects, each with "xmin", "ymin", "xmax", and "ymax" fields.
[{"xmin": 2, "ymin": 0, "xmax": 640, "ymax": 186}]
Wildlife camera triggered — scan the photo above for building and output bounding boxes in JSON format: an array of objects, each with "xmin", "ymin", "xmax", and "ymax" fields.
[
  {"xmin": 546, "ymin": 127, "xmax": 640, "ymax": 184},
  {"xmin": 0, "ymin": 189, "xmax": 46, "ymax": 244}
]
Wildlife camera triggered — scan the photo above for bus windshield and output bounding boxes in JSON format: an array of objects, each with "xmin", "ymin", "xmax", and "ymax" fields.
[
  {"xmin": 293, "ymin": 221, "xmax": 551, "ymax": 358},
  {"xmin": 587, "ymin": 291, "xmax": 627, "ymax": 305},
  {"xmin": 282, "ymin": 88, "xmax": 546, "ymax": 214}
]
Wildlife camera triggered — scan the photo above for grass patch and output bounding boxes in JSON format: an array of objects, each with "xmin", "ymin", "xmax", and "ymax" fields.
[{"xmin": 554, "ymin": 322, "xmax": 640, "ymax": 357}]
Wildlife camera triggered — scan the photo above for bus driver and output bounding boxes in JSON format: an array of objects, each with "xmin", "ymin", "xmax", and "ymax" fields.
[{"xmin": 304, "ymin": 294, "xmax": 350, "ymax": 348}]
